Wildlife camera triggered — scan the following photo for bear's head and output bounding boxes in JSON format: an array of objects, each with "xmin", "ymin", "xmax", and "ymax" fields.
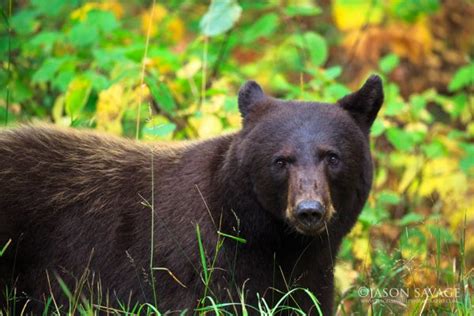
[{"xmin": 235, "ymin": 76, "xmax": 383, "ymax": 236}]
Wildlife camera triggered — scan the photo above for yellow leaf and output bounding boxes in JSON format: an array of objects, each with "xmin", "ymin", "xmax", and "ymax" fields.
[
  {"xmin": 96, "ymin": 84, "xmax": 125, "ymax": 135},
  {"xmin": 226, "ymin": 113, "xmax": 242, "ymax": 128},
  {"xmin": 388, "ymin": 18, "xmax": 433, "ymax": 64},
  {"xmin": 334, "ymin": 262, "xmax": 358, "ymax": 294},
  {"xmin": 177, "ymin": 58, "xmax": 202, "ymax": 79},
  {"xmin": 196, "ymin": 114, "xmax": 223, "ymax": 139},
  {"xmin": 397, "ymin": 154, "xmax": 424, "ymax": 193},
  {"xmin": 167, "ymin": 17, "xmax": 185, "ymax": 43},
  {"xmin": 419, "ymin": 158, "xmax": 467, "ymax": 201},
  {"xmin": 332, "ymin": 0, "xmax": 384, "ymax": 31},
  {"xmin": 70, "ymin": 1, "xmax": 123, "ymax": 21},
  {"xmin": 141, "ymin": 4, "xmax": 168, "ymax": 37},
  {"xmin": 202, "ymin": 95, "xmax": 225, "ymax": 114},
  {"xmin": 353, "ymin": 236, "xmax": 371, "ymax": 265}
]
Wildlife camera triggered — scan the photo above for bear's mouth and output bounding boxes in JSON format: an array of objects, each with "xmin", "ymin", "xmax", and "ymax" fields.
[
  {"xmin": 285, "ymin": 202, "xmax": 335, "ymax": 236},
  {"xmin": 287, "ymin": 215, "xmax": 331, "ymax": 236}
]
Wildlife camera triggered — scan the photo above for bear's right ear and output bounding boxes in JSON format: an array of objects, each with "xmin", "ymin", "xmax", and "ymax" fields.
[
  {"xmin": 238, "ymin": 80, "xmax": 266, "ymax": 118},
  {"xmin": 337, "ymin": 75, "xmax": 384, "ymax": 134}
]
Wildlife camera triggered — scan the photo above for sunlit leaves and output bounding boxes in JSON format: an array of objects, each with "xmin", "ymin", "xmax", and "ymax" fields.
[
  {"xmin": 459, "ymin": 143, "xmax": 474, "ymax": 174},
  {"xmin": 32, "ymin": 58, "xmax": 64, "ymax": 83},
  {"xmin": 191, "ymin": 114, "xmax": 223, "ymax": 139},
  {"xmin": 386, "ymin": 127, "xmax": 417, "ymax": 152},
  {"xmin": 31, "ymin": 0, "xmax": 69, "ymax": 17},
  {"xmin": 293, "ymin": 32, "xmax": 328, "ymax": 67},
  {"xmin": 379, "ymin": 53, "xmax": 400, "ymax": 74},
  {"xmin": 242, "ymin": 13, "xmax": 278, "ymax": 44},
  {"xmin": 200, "ymin": 0, "xmax": 242, "ymax": 37},
  {"xmin": 142, "ymin": 116, "xmax": 176, "ymax": 140},
  {"xmin": 324, "ymin": 66, "xmax": 342, "ymax": 80},
  {"xmin": 87, "ymin": 10, "xmax": 119, "ymax": 34},
  {"xmin": 284, "ymin": 4, "xmax": 322, "ymax": 17},
  {"xmin": 140, "ymin": 4, "xmax": 168, "ymax": 37},
  {"xmin": 448, "ymin": 63, "xmax": 474, "ymax": 92},
  {"xmin": 96, "ymin": 84, "xmax": 126, "ymax": 135},
  {"xmin": 399, "ymin": 213, "xmax": 424, "ymax": 226},
  {"xmin": 145, "ymin": 77, "xmax": 176, "ymax": 115},
  {"xmin": 332, "ymin": 0, "xmax": 384, "ymax": 31},
  {"xmin": 390, "ymin": 0, "xmax": 440, "ymax": 22},
  {"xmin": 400, "ymin": 227, "xmax": 427, "ymax": 259},
  {"xmin": 370, "ymin": 119, "xmax": 385, "ymax": 137},
  {"xmin": 65, "ymin": 76, "xmax": 92, "ymax": 121},
  {"xmin": 68, "ymin": 22, "xmax": 99, "ymax": 48},
  {"xmin": 10, "ymin": 10, "xmax": 39, "ymax": 35}
]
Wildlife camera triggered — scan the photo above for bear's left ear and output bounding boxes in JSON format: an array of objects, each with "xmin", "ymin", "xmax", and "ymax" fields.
[
  {"xmin": 238, "ymin": 80, "xmax": 266, "ymax": 118},
  {"xmin": 337, "ymin": 75, "xmax": 384, "ymax": 134}
]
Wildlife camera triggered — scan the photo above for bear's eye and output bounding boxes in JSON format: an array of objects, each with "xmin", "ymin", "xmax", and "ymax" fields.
[
  {"xmin": 274, "ymin": 157, "xmax": 290, "ymax": 169},
  {"xmin": 326, "ymin": 153, "xmax": 340, "ymax": 167}
]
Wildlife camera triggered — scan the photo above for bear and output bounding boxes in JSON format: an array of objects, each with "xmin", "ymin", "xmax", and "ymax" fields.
[{"xmin": 0, "ymin": 75, "xmax": 383, "ymax": 315}]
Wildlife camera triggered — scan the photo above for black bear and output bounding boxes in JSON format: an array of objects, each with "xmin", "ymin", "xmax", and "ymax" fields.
[{"xmin": 0, "ymin": 75, "xmax": 383, "ymax": 315}]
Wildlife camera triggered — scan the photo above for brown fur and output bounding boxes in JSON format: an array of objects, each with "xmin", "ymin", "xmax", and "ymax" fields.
[{"xmin": 0, "ymin": 76, "xmax": 383, "ymax": 315}]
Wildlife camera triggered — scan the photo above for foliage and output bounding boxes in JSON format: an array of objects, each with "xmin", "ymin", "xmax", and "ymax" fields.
[{"xmin": 1, "ymin": 0, "xmax": 472, "ymax": 314}]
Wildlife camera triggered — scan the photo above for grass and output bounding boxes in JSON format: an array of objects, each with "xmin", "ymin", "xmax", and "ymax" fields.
[{"xmin": 1, "ymin": 212, "xmax": 471, "ymax": 315}]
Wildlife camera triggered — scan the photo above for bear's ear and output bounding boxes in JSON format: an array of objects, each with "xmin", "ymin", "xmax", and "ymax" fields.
[
  {"xmin": 238, "ymin": 80, "xmax": 266, "ymax": 118},
  {"xmin": 337, "ymin": 75, "xmax": 384, "ymax": 133}
]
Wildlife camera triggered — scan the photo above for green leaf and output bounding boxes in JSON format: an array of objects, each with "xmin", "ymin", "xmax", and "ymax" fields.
[
  {"xmin": 409, "ymin": 94, "xmax": 427, "ymax": 117},
  {"xmin": 399, "ymin": 213, "xmax": 424, "ymax": 226},
  {"xmin": 378, "ymin": 190, "xmax": 401, "ymax": 205},
  {"xmin": 359, "ymin": 205, "xmax": 389, "ymax": 226},
  {"xmin": 325, "ymin": 66, "xmax": 342, "ymax": 80},
  {"xmin": 30, "ymin": 32, "xmax": 61, "ymax": 52},
  {"xmin": 52, "ymin": 70, "xmax": 75, "ymax": 92},
  {"xmin": 379, "ymin": 53, "xmax": 400, "ymax": 73},
  {"xmin": 145, "ymin": 77, "xmax": 176, "ymax": 114},
  {"xmin": 31, "ymin": 0, "xmax": 68, "ymax": 16},
  {"xmin": 200, "ymin": 0, "xmax": 242, "ymax": 37},
  {"xmin": 11, "ymin": 10, "xmax": 39, "ymax": 35},
  {"xmin": 370, "ymin": 119, "xmax": 385, "ymax": 137},
  {"xmin": 421, "ymin": 140, "xmax": 447, "ymax": 158},
  {"xmin": 195, "ymin": 224, "xmax": 209, "ymax": 284},
  {"xmin": 384, "ymin": 100, "xmax": 404, "ymax": 116},
  {"xmin": 8, "ymin": 79, "xmax": 32, "ymax": 103},
  {"xmin": 460, "ymin": 143, "xmax": 474, "ymax": 173},
  {"xmin": 142, "ymin": 117, "xmax": 176, "ymax": 140},
  {"xmin": 65, "ymin": 76, "xmax": 92, "ymax": 120},
  {"xmin": 242, "ymin": 13, "xmax": 278, "ymax": 44},
  {"xmin": 68, "ymin": 23, "xmax": 99, "ymax": 48},
  {"xmin": 326, "ymin": 83, "xmax": 350, "ymax": 100},
  {"xmin": 390, "ymin": 0, "xmax": 440, "ymax": 22},
  {"xmin": 386, "ymin": 127, "xmax": 416, "ymax": 152},
  {"xmin": 284, "ymin": 4, "xmax": 322, "ymax": 16},
  {"xmin": 0, "ymin": 239, "xmax": 12, "ymax": 257},
  {"xmin": 428, "ymin": 225, "xmax": 454, "ymax": 243},
  {"xmin": 448, "ymin": 63, "xmax": 474, "ymax": 92},
  {"xmin": 451, "ymin": 93, "xmax": 467, "ymax": 118},
  {"xmin": 52, "ymin": 95, "xmax": 65, "ymax": 123},
  {"xmin": 84, "ymin": 71, "xmax": 111, "ymax": 91},
  {"xmin": 294, "ymin": 32, "xmax": 328, "ymax": 67},
  {"xmin": 400, "ymin": 227, "xmax": 427, "ymax": 258},
  {"xmin": 217, "ymin": 231, "xmax": 247, "ymax": 244},
  {"xmin": 86, "ymin": 10, "xmax": 119, "ymax": 34},
  {"xmin": 32, "ymin": 58, "xmax": 64, "ymax": 83}
]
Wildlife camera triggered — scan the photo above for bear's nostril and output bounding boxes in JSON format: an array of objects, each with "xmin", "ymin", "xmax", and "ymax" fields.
[{"xmin": 295, "ymin": 200, "xmax": 325, "ymax": 224}]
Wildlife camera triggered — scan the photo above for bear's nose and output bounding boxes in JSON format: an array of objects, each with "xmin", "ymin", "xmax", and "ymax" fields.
[{"xmin": 295, "ymin": 200, "xmax": 324, "ymax": 225}]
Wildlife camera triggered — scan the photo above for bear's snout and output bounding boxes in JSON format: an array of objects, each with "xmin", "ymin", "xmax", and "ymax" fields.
[{"xmin": 295, "ymin": 200, "xmax": 324, "ymax": 225}]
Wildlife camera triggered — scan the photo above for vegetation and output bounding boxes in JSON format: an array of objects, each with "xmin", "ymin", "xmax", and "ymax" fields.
[{"xmin": 1, "ymin": 0, "xmax": 472, "ymax": 314}]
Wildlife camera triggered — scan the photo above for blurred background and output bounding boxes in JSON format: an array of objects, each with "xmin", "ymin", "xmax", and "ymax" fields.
[{"xmin": 1, "ymin": 0, "xmax": 473, "ymax": 314}]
